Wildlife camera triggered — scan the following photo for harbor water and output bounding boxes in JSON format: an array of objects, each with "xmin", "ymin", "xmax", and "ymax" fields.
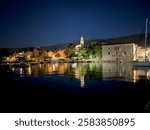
[{"xmin": 0, "ymin": 62, "xmax": 150, "ymax": 112}]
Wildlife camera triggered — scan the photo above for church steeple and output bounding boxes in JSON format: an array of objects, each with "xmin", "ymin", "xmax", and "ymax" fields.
[{"xmin": 80, "ymin": 36, "xmax": 84, "ymax": 47}]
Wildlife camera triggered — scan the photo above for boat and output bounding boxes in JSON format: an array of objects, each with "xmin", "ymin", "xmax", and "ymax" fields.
[{"xmin": 132, "ymin": 18, "xmax": 150, "ymax": 67}]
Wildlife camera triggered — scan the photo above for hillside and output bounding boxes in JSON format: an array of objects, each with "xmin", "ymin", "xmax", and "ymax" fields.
[
  {"xmin": 1, "ymin": 34, "xmax": 150, "ymax": 51},
  {"xmin": 42, "ymin": 39, "xmax": 104, "ymax": 51},
  {"xmin": 42, "ymin": 33, "xmax": 150, "ymax": 50},
  {"xmin": 104, "ymin": 33, "xmax": 150, "ymax": 46},
  {"xmin": 42, "ymin": 43, "xmax": 69, "ymax": 51}
]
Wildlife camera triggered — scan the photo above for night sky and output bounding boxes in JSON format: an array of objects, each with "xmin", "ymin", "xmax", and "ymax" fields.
[{"xmin": 0, "ymin": 0, "xmax": 150, "ymax": 48}]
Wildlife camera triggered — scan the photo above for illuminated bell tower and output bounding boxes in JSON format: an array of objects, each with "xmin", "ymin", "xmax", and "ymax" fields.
[{"xmin": 80, "ymin": 36, "xmax": 84, "ymax": 47}]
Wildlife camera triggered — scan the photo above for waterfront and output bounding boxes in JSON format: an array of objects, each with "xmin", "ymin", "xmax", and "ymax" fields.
[{"xmin": 0, "ymin": 62, "xmax": 150, "ymax": 112}]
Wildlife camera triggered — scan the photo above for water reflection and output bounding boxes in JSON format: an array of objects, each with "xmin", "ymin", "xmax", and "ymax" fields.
[{"xmin": 11, "ymin": 62, "xmax": 150, "ymax": 87}]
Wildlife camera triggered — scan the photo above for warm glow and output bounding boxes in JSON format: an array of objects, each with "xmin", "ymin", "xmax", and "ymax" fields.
[
  {"xmin": 19, "ymin": 68, "xmax": 23, "ymax": 74},
  {"xmin": 47, "ymin": 64, "xmax": 53, "ymax": 74},
  {"xmin": 133, "ymin": 70, "xmax": 139, "ymax": 83},
  {"xmin": 27, "ymin": 66, "xmax": 32, "ymax": 75},
  {"xmin": 80, "ymin": 76, "xmax": 85, "ymax": 88},
  {"xmin": 133, "ymin": 44, "xmax": 138, "ymax": 61},
  {"xmin": 74, "ymin": 67, "xmax": 85, "ymax": 88},
  {"xmin": 147, "ymin": 71, "xmax": 150, "ymax": 80}
]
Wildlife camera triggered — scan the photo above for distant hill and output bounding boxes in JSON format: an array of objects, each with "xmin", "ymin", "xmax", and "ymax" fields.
[
  {"xmin": 42, "ymin": 43, "xmax": 69, "ymax": 51},
  {"xmin": 41, "ymin": 39, "xmax": 104, "ymax": 51},
  {"xmin": 1, "ymin": 33, "xmax": 150, "ymax": 51},
  {"xmin": 42, "ymin": 33, "xmax": 150, "ymax": 50},
  {"xmin": 104, "ymin": 33, "xmax": 150, "ymax": 46}
]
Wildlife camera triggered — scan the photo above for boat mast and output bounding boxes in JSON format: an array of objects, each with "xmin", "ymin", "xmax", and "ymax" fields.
[{"xmin": 145, "ymin": 18, "xmax": 148, "ymax": 61}]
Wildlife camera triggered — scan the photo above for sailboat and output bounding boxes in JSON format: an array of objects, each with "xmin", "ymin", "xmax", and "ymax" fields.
[{"xmin": 132, "ymin": 18, "xmax": 150, "ymax": 67}]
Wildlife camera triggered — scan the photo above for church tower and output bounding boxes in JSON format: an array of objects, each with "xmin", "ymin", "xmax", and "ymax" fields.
[{"xmin": 80, "ymin": 36, "xmax": 84, "ymax": 47}]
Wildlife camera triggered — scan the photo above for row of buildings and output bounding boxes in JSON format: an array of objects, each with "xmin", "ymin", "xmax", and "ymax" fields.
[
  {"xmin": 3, "ymin": 36, "xmax": 150, "ymax": 63},
  {"xmin": 3, "ymin": 36, "xmax": 85, "ymax": 63},
  {"xmin": 3, "ymin": 48, "xmax": 66, "ymax": 62}
]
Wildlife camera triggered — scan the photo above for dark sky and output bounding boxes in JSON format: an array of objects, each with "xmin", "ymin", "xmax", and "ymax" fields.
[{"xmin": 0, "ymin": 0, "xmax": 150, "ymax": 48}]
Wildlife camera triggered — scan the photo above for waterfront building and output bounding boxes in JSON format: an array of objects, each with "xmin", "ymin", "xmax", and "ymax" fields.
[
  {"xmin": 136, "ymin": 46, "xmax": 150, "ymax": 61},
  {"xmin": 102, "ymin": 43, "xmax": 138, "ymax": 62}
]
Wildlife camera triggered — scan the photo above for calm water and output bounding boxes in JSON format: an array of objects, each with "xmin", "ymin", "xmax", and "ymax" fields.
[{"xmin": 1, "ymin": 62, "xmax": 150, "ymax": 112}]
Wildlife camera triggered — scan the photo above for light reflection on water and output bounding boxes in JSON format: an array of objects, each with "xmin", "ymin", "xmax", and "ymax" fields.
[
  {"xmin": 11, "ymin": 62, "xmax": 150, "ymax": 87},
  {"xmin": 3, "ymin": 62, "xmax": 150, "ymax": 112}
]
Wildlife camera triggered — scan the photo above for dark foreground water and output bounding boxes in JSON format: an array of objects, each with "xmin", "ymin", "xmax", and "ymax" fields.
[{"xmin": 0, "ymin": 63, "xmax": 150, "ymax": 112}]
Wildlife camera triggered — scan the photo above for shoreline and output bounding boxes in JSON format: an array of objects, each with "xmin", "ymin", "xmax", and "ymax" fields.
[{"xmin": 0, "ymin": 59, "xmax": 132, "ymax": 66}]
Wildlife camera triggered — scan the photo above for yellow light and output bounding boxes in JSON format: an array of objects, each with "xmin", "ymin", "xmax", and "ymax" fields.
[
  {"xmin": 146, "ymin": 50, "xmax": 149, "ymax": 54},
  {"xmin": 133, "ymin": 70, "xmax": 138, "ymax": 83},
  {"xmin": 27, "ymin": 66, "xmax": 31, "ymax": 75},
  {"xmin": 133, "ymin": 44, "xmax": 137, "ymax": 61}
]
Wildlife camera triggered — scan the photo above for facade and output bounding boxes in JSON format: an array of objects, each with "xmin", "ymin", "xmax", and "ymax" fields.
[
  {"xmin": 136, "ymin": 46, "xmax": 150, "ymax": 61},
  {"xmin": 102, "ymin": 43, "xmax": 138, "ymax": 62}
]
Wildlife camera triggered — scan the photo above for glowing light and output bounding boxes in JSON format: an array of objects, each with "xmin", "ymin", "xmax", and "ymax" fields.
[
  {"xmin": 19, "ymin": 68, "xmax": 23, "ymax": 74},
  {"xmin": 133, "ymin": 70, "xmax": 139, "ymax": 83},
  {"xmin": 12, "ymin": 68, "xmax": 14, "ymax": 72},
  {"xmin": 72, "ymin": 63, "xmax": 77, "ymax": 68},
  {"xmin": 80, "ymin": 76, "xmax": 85, "ymax": 88},
  {"xmin": 39, "ymin": 64, "xmax": 41, "ymax": 68},
  {"xmin": 146, "ymin": 50, "xmax": 149, "ymax": 54},
  {"xmin": 27, "ymin": 66, "xmax": 31, "ymax": 75},
  {"xmin": 133, "ymin": 44, "xmax": 138, "ymax": 61},
  {"xmin": 147, "ymin": 71, "xmax": 150, "ymax": 80}
]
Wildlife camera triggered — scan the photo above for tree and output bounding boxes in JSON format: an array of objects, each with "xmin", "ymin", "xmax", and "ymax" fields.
[
  {"xmin": 77, "ymin": 48, "xmax": 87, "ymax": 59},
  {"xmin": 87, "ymin": 42, "xmax": 102, "ymax": 59},
  {"xmin": 64, "ymin": 44, "xmax": 75, "ymax": 58},
  {"xmin": 37, "ymin": 49, "xmax": 48, "ymax": 61}
]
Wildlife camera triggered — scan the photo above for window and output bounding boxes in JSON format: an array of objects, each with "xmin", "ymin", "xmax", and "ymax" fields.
[
  {"xmin": 124, "ymin": 52, "xmax": 126, "ymax": 55},
  {"xmin": 114, "ymin": 46, "xmax": 119, "ymax": 50},
  {"xmin": 108, "ymin": 52, "xmax": 110, "ymax": 55}
]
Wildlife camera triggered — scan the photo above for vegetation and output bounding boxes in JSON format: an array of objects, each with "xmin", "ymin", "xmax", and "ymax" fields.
[
  {"xmin": 87, "ymin": 42, "xmax": 102, "ymax": 59},
  {"xmin": 38, "ymin": 49, "xmax": 48, "ymax": 59},
  {"xmin": 77, "ymin": 48, "xmax": 88, "ymax": 59},
  {"xmin": 64, "ymin": 42, "xmax": 102, "ymax": 60},
  {"xmin": 1, "ymin": 41, "xmax": 102, "ymax": 62},
  {"xmin": 64, "ymin": 43, "xmax": 75, "ymax": 58}
]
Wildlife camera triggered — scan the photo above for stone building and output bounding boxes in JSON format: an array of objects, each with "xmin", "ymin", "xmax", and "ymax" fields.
[{"xmin": 102, "ymin": 43, "xmax": 138, "ymax": 62}]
